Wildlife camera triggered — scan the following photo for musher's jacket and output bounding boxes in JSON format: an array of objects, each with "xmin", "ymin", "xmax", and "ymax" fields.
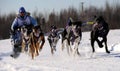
[{"xmin": 11, "ymin": 14, "xmax": 38, "ymax": 31}]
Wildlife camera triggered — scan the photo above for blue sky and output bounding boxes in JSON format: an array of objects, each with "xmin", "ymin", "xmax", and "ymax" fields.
[{"xmin": 0, "ymin": 0, "xmax": 119, "ymax": 15}]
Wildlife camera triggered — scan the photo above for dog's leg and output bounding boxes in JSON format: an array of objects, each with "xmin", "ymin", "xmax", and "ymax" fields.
[
  {"xmin": 73, "ymin": 42, "xmax": 80, "ymax": 56},
  {"xmin": 61, "ymin": 30, "xmax": 67, "ymax": 51},
  {"xmin": 77, "ymin": 48, "xmax": 80, "ymax": 56},
  {"xmin": 104, "ymin": 37, "xmax": 110, "ymax": 53},
  {"xmin": 30, "ymin": 39, "xmax": 36, "ymax": 59},
  {"xmin": 35, "ymin": 42, "xmax": 39, "ymax": 56},
  {"xmin": 72, "ymin": 42, "xmax": 79, "ymax": 57},
  {"xmin": 91, "ymin": 31, "xmax": 95, "ymax": 53},
  {"xmin": 50, "ymin": 42, "xmax": 53, "ymax": 54},
  {"xmin": 61, "ymin": 38, "xmax": 65, "ymax": 51},
  {"xmin": 66, "ymin": 39, "xmax": 72, "ymax": 55},
  {"xmin": 48, "ymin": 37, "xmax": 54, "ymax": 55},
  {"xmin": 39, "ymin": 35, "xmax": 45, "ymax": 51},
  {"xmin": 30, "ymin": 44, "xmax": 35, "ymax": 59},
  {"xmin": 21, "ymin": 41, "xmax": 25, "ymax": 52},
  {"xmin": 96, "ymin": 38, "xmax": 103, "ymax": 48},
  {"xmin": 51, "ymin": 47, "xmax": 54, "ymax": 54},
  {"xmin": 75, "ymin": 37, "xmax": 80, "ymax": 56}
]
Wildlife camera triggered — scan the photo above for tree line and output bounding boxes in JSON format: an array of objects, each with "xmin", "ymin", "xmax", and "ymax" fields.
[{"xmin": 0, "ymin": 2, "xmax": 120, "ymax": 39}]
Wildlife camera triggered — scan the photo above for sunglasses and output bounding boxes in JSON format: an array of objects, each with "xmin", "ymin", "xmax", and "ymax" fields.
[{"xmin": 20, "ymin": 12, "xmax": 25, "ymax": 16}]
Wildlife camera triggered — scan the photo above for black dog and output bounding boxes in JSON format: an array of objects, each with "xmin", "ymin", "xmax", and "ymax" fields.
[
  {"xmin": 48, "ymin": 26, "xmax": 60, "ymax": 54},
  {"xmin": 90, "ymin": 16, "xmax": 110, "ymax": 53}
]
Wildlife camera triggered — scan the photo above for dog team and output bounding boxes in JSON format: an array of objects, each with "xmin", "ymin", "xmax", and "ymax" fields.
[{"xmin": 10, "ymin": 7, "xmax": 110, "ymax": 59}]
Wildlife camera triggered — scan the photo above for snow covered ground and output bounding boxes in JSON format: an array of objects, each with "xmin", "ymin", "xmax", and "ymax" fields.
[{"xmin": 0, "ymin": 29, "xmax": 120, "ymax": 71}]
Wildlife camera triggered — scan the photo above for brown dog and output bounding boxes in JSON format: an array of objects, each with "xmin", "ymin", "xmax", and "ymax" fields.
[{"xmin": 29, "ymin": 25, "xmax": 45, "ymax": 59}]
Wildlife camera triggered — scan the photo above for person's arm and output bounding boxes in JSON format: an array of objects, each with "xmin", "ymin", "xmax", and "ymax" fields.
[
  {"xmin": 11, "ymin": 18, "xmax": 18, "ymax": 31},
  {"xmin": 30, "ymin": 16, "xmax": 38, "ymax": 27}
]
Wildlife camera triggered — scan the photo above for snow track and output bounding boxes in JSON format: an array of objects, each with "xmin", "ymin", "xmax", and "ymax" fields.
[{"xmin": 0, "ymin": 29, "xmax": 120, "ymax": 71}]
